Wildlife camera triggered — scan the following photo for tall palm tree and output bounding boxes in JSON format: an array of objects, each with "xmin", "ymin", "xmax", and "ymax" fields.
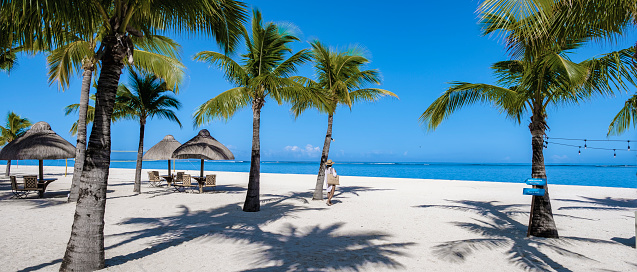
[
  {"xmin": 608, "ymin": 94, "xmax": 637, "ymax": 135},
  {"xmin": 193, "ymin": 9, "xmax": 311, "ymax": 212},
  {"xmin": 1, "ymin": 1, "xmax": 247, "ymax": 270},
  {"xmin": 421, "ymin": 8, "xmax": 637, "ymax": 238},
  {"xmin": 0, "ymin": 111, "xmax": 31, "ymax": 176},
  {"xmin": 291, "ymin": 41, "xmax": 398, "ymax": 200},
  {"xmin": 48, "ymin": 31, "xmax": 185, "ymax": 202},
  {"xmin": 116, "ymin": 70, "xmax": 181, "ymax": 193}
]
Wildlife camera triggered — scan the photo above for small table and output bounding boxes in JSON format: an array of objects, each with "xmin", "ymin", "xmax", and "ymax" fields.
[
  {"xmin": 161, "ymin": 175, "xmax": 174, "ymax": 184},
  {"xmin": 38, "ymin": 178, "xmax": 57, "ymax": 198},
  {"xmin": 192, "ymin": 176, "xmax": 206, "ymax": 193}
]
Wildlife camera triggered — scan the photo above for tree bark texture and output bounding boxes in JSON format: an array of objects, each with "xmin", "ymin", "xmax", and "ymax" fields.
[
  {"xmin": 68, "ymin": 67, "xmax": 92, "ymax": 202},
  {"xmin": 313, "ymin": 114, "xmax": 334, "ymax": 200},
  {"xmin": 5, "ymin": 160, "xmax": 11, "ymax": 177},
  {"xmin": 527, "ymin": 112, "xmax": 559, "ymax": 238},
  {"xmin": 243, "ymin": 99, "xmax": 263, "ymax": 212},
  {"xmin": 60, "ymin": 34, "xmax": 126, "ymax": 272},
  {"xmin": 133, "ymin": 120, "xmax": 146, "ymax": 193}
]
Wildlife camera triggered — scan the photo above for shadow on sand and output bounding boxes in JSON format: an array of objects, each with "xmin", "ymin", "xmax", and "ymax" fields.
[
  {"xmin": 103, "ymin": 190, "xmax": 413, "ymax": 270},
  {"xmin": 555, "ymin": 196, "xmax": 637, "ymax": 211},
  {"xmin": 415, "ymin": 200, "xmax": 623, "ymax": 272}
]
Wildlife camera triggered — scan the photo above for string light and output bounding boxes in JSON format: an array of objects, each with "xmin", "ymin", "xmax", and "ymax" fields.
[
  {"xmin": 584, "ymin": 139, "xmax": 587, "ymax": 149},
  {"xmin": 628, "ymin": 140, "xmax": 631, "ymax": 151},
  {"xmin": 613, "ymin": 149, "xmax": 616, "ymax": 158},
  {"xmin": 578, "ymin": 146, "xmax": 581, "ymax": 155}
]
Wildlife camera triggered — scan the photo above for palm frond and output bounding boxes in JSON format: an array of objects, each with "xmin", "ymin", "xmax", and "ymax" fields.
[
  {"xmin": 131, "ymin": 49, "xmax": 185, "ymax": 91},
  {"xmin": 420, "ymin": 82, "xmax": 522, "ymax": 131},
  {"xmin": 194, "ymin": 87, "xmax": 252, "ymax": 126},
  {"xmin": 194, "ymin": 50, "xmax": 247, "ymax": 86},
  {"xmin": 608, "ymin": 94, "xmax": 637, "ymax": 136},
  {"xmin": 47, "ymin": 39, "xmax": 94, "ymax": 89}
]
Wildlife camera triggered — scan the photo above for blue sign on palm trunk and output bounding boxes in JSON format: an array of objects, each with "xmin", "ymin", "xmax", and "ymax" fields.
[
  {"xmin": 523, "ymin": 188, "xmax": 545, "ymax": 196},
  {"xmin": 525, "ymin": 178, "xmax": 547, "ymax": 186}
]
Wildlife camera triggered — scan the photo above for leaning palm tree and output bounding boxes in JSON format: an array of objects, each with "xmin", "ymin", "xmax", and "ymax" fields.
[
  {"xmin": 116, "ymin": 70, "xmax": 182, "ymax": 193},
  {"xmin": 48, "ymin": 30, "xmax": 185, "ymax": 202},
  {"xmin": 608, "ymin": 94, "xmax": 637, "ymax": 135},
  {"xmin": 1, "ymin": 0, "xmax": 247, "ymax": 270},
  {"xmin": 421, "ymin": 8, "xmax": 637, "ymax": 238},
  {"xmin": 194, "ymin": 9, "xmax": 311, "ymax": 212},
  {"xmin": 291, "ymin": 41, "xmax": 398, "ymax": 200},
  {"xmin": 0, "ymin": 111, "xmax": 31, "ymax": 176}
]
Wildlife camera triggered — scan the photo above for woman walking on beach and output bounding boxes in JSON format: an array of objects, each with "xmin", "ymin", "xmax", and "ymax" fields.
[{"xmin": 324, "ymin": 160, "xmax": 338, "ymax": 206}]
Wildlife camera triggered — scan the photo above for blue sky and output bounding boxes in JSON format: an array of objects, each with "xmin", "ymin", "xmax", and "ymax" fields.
[{"xmin": 1, "ymin": 1, "xmax": 636, "ymax": 164}]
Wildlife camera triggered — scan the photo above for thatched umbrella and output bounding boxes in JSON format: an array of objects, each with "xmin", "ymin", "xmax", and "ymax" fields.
[
  {"xmin": 142, "ymin": 135, "xmax": 181, "ymax": 175},
  {"xmin": 172, "ymin": 129, "xmax": 234, "ymax": 177},
  {"xmin": 0, "ymin": 121, "xmax": 75, "ymax": 180}
]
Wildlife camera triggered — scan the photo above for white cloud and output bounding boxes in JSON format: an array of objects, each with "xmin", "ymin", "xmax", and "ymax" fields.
[{"xmin": 284, "ymin": 144, "xmax": 321, "ymax": 157}]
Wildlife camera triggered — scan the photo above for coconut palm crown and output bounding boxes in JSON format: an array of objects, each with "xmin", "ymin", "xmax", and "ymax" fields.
[
  {"xmin": 116, "ymin": 70, "xmax": 182, "ymax": 193},
  {"xmin": 291, "ymin": 41, "xmax": 398, "ymax": 200},
  {"xmin": 420, "ymin": 7, "xmax": 637, "ymax": 238},
  {"xmin": 193, "ymin": 9, "xmax": 312, "ymax": 212}
]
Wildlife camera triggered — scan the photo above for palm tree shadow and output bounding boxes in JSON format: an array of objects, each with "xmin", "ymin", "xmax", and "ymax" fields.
[
  {"xmin": 556, "ymin": 196, "xmax": 637, "ymax": 211},
  {"xmin": 104, "ymin": 191, "xmax": 413, "ymax": 270},
  {"xmin": 239, "ymin": 223, "xmax": 415, "ymax": 272},
  {"xmin": 415, "ymin": 200, "xmax": 620, "ymax": 271}
]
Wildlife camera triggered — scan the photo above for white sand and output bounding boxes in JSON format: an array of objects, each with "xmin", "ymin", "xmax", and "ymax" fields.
[{"xmin": 0, "ymin": 165, "xmax": 635, "ymax": 271}]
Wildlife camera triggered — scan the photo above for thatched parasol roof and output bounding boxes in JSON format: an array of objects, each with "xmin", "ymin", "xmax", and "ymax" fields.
[
  {"xmin": 172, "ymin": 129, "xmax": 234, "ymax": 160},
  {"xmin": 143, "ymin": 135, "xmax": 182, "ymax": 160},
  {"xmin": 0, "ymin": 121, "xmax": 75, "ymax": 160}
]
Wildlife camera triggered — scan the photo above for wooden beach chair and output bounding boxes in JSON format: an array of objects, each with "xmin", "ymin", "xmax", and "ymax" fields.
[
  {"xmin": 147, "ymin": 171, "xmax": 163, "ymax": 187},
  {"xmin": 203, "ymin": 174, "xmax": 216, "ymax": 192},
  {"xmin": 13, "ymin": 175, "xmax": 44, "ymax": 198},
  {"xmin": 10, "ymin": 175, "xmax": 28, "ymax": 198},
  {"xmin": 174, "ymin": 174, "xmax": 197, "ymax": 193}
]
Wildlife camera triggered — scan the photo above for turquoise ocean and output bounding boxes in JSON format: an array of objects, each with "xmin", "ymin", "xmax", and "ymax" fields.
[{"xmin": 3, "ymin": 158, "xmax": 636, "ymax": 189}]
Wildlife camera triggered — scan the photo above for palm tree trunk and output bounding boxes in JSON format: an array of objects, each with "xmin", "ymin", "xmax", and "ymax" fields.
[
  {"xmin": 243, "ymin": 99, "xmax": 263, "ymax": 212},
  {"xmin": 68, "ymin": 67, "xmax": 92, "ymax": 202},
  {"xmin": 134, "ymin": 120, "xmax": 146, "ymax": 193},
  {"xmin": 60, "ymin": 34, "xmax": 126, "ymax": 271},
  {"xmin": 5, "ymin": 160, "xmax": 11, "ymax": 176},
  {"xmin": 527, "ymin": 112, "xmax": 559, "ymax": 238},
  {"xmin": 313, "ymin": 114, "xmax": 334, "ymax": 200}
]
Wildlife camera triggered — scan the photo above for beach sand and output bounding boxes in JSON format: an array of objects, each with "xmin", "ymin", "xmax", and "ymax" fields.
[{"xmin": 0, "ymin": 165, "xmax": 635, "ymax": 271}]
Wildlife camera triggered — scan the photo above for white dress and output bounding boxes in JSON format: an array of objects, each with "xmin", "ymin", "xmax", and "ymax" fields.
[{"xmin": 324, "ymin": 167, "xmax": 337, "ymax": 192}]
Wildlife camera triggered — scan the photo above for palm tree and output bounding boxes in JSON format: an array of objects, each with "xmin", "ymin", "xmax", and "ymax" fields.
[
  {"xmin": 291, "ymin": 41, "xmax": 398, "ymax": 200},
  {"xmin": 1, "ymin": 0, "xmax": 247, "ymax": 270},
  {"xmin": 116, "ymin": 70, "xmax": 182, "ymax": 193},
  {"xmin": 420, "ymin": 8, "xmax": 637, "ymax": 238},
  {"xmin": 48, "ymin": 31, "xmax": 185, "ymax": 202},
  {"xmin": 193, "ymin": 9, "xmax": 311, "ymax": 212},
  {"xmin": 608, "ymin": 94, "xmax": 637, "ymax": 135},
  {"xmin": 0, "ymin": 111, "xmax": 31, "ymax": 176}
]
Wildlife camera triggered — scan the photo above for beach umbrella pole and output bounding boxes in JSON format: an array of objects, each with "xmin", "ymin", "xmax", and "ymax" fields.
[
  {"xmin": 39, "ymin": 160, "xmax": 43, "ymax": 181},
  {"xmin": 200, "ymin": 159, "xmax": 204, "ymax": 177},
  {"xmin": 168, "ymin": 159, "xmax": 171, "ymax": 176}
]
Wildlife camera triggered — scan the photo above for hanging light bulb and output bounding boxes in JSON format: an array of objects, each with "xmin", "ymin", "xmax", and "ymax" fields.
[
  {"xmin": 584, "ymin": 139, "xmax": 587, "ymax": 149},
  {"xmin": 613, "ymin": 149, "xmax": 616, "ymax": 158},
  {"xmin": 578, "ymin": 146, "xmax": 581, "ymax": 155},
  {"xmin": 628, "ymin": 140, "xmax": 630, "ymax": 151}
]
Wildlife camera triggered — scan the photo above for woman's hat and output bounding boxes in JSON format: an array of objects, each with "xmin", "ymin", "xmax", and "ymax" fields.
[{"xmin": 326, "ymin": 159, "xmax": 334, "ymax": 166}]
